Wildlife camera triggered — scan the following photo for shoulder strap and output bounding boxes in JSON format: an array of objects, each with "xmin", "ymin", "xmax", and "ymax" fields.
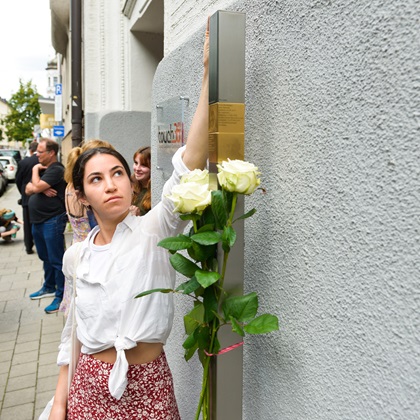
[{"xmin": 68, "ymin": 244, "xmax": 83, "ymax": 394}]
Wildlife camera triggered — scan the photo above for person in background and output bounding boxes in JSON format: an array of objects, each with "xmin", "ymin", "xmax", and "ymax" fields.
[
  {"xmin": 26, "ymin": 138, "xmax": 67, "ymax": 314},
  {"xmin": 59, "ymin": 139, "xmax": 115, "ymax": 315},
  {"xmin": 15, "ymin": 141, "xmax": 39, "ymax": 254},
  {"xmin": 49, "ymin": 21, "xmax": 209, "ymax": 419},
  {"xmin": 130, "ymin": 146, "xmax": 151, "ymax": 216},
  {"xmin": 0, "ymin": 209, "xmax": 23, "ymax": 241}
]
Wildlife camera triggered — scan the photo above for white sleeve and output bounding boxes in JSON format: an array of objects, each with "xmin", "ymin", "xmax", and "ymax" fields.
[
  {"xmin": 57, "ymin": 296, "xmax": 73, "ymax": 366},
  {"xmin": 155, "ymin": 145, "xmax": 191, "ymax": 238},
  {"xmin": 57, "ymin": 243, "xmax": 81, "ymax": 366}
]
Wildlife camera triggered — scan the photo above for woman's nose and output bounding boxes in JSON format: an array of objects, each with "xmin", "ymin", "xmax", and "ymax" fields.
[{"xmin": 104, "ymin": 178, "xmax": 117, "ymax": 192}]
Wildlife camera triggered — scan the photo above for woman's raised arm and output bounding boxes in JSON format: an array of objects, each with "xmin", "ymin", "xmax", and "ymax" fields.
[{"xmin": 182, "ymin": 20, "xmax": 210, "ymax": 171}]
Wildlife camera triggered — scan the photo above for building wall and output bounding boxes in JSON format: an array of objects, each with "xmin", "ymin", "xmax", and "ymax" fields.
[
  {"xmin": 82, "ymin": 1, "xmax": 159, "ymax": 159},
  {"xmin": 0, "ymin": 99, "xmax": 11, "ymax": 143},
  {"xmin": 154, "ymin": 1, "xmax": 420, "ymax": 419}
]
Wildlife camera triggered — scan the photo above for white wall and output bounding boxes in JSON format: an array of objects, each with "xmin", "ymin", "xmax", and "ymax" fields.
[
  {"xmin": 83, "ymin": 1, "xmax": 128, "ymax": 114},
  {"xmin": 155, "ymin": 1, "xmax": 420, "ymax": 419}
]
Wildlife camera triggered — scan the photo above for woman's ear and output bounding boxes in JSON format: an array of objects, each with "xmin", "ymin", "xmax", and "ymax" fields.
[{"xmin": 75, "ymin": 190, "xmax": 90, "ymax": 207}]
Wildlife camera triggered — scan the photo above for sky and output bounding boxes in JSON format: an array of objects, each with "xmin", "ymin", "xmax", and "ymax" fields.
[{"xmin": 0, "ymin": 0, "xmax": 55, "ymax": 100}]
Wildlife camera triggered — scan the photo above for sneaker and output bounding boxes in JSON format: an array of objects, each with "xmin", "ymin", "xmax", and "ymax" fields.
[
  {"xmin": 45, "ymin": 298, "xmax": 62, "ymax": 314},
  {"xmin": 29, "ymin": 288, "xmax": 56, "ymax": 300}
]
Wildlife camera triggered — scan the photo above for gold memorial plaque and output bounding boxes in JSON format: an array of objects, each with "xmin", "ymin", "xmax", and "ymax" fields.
[
  {"xmin": 209, "ymin": 103, "xmax": 245, "ymax": 134},
  {"xmin": 209, "ymin": 132, "xmax": 244, "ymax": 163}
]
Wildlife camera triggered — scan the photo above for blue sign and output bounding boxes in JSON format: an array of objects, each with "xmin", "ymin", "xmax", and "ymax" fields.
[
  {"xmin": 53, "ymin": 125, "xmax": 65, "ymax": 137},
  {"xmin": 55, "ymin": 83, "xmax": 62, "ymax": 95}
]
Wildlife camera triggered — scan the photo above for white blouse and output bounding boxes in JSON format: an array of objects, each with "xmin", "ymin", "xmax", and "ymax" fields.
[{"xmin": 57, "ymin": 146, "xmax": 189, "ymax": 399}]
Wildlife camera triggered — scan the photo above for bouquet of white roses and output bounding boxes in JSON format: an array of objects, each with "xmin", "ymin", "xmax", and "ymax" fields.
[{"xmin": 136, "ymin": 159, "xmax": 278, "ymax": 420}]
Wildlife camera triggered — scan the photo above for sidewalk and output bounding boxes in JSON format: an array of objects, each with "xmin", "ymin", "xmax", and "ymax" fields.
[{"xmin": 0, "ymin": 183, "xmax": 71, "ymax": 420}]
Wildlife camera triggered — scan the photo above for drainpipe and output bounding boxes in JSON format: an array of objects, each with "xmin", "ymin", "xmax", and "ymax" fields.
[{"xmin": 71, "ymin": 0, "xmax": 83, "ymax": 148}]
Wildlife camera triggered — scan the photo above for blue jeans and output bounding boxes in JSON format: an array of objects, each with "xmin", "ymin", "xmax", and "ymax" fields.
[{"xmin": 32, "ymin": 213, "xmax": 67, "ymax": 300}]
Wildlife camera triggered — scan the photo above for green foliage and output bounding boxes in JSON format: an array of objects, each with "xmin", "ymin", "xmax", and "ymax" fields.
[
  {"xmin": 2, "ymin": 80, "xmax": 41, "ymax": 143},
  {"xmin": 136, "ymin": 185, "xmax": 279, "ymax": 420}
]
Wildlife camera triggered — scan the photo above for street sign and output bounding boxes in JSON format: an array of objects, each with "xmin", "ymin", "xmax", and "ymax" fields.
[
  {"xmin": 55, "ymin": 83, "xmax": 63, "ymax": 121},
  {"xmin": 53, "ymin": 125, "xmax": 65, "ymax": 137}
]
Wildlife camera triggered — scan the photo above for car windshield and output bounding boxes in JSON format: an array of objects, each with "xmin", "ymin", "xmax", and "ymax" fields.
[{"xmin": 0, "ymin": 150, "xmax": 21, "ymax": 162}]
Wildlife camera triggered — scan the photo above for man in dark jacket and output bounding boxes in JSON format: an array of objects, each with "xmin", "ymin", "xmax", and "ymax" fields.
[
  {"xmin": 26, "ymin": 138, "xmax": 67, "ymax": 314},
  {"xmin": 16, "ymin": 141, "xmax": 39, "ymax": 254}
]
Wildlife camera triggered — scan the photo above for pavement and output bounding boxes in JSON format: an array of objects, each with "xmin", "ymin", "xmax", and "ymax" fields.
[{"xmin": 0, "ymin": 183, "xmax": 71, "ymax": 420}]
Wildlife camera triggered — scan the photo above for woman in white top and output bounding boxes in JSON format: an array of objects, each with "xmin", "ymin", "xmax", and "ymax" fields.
[{"xmin": 49, "ymin": 23, "xmax": 209, "ymax": 420}]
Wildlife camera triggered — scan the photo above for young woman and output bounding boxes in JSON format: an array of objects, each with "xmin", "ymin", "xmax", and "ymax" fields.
[
  {"xmin": 64, "ymin": 140, "xmax": 114, "ymax": 244},
  {"xmin": 131, "ymin": 146, "xmax": 151, "ymax": 216},
  {"xmin": 60, "ymin": 139, "xmax": 114, "ymax": 315},
  {"xmin": 49, "ymin": 22, "xmax": 209, "ymax": 419}
]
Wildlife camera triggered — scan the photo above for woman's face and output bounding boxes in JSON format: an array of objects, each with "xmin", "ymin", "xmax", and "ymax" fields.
[
  {"xmin": 81, "ymin": 153, "xmax": 132, "ymax": 222},
  {"xmin": 133, "ymin": 153, "xmax": 150, "ymax": 186}
]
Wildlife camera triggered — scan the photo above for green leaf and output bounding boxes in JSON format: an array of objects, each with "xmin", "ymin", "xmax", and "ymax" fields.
[
  {"xmin": 197, "ymin": 326, "xmax": 211, "ymax": 349},
  {"xmin": 244, "ymin": 314, "xmax": 279, "ymax": 334},
  {"xmin": 203, "ymin": 287, "xmax": 218, "ymax": 322},
  {"xmin": 175, "ymin": 277, "xmax": 201, "ymax": 294},
  {"xmin": 196, "ymin": 223, "xmax": 215, "ymax": 233},
  {"xmin": 211, "ymin": 190, "xmax": 227, "ymax": 229},
  {"xmin": 184, "ymin": 342, "xmax": 199, "ymax": 361},
  {"xmin": 179, "ymin": 213, "xmax": 201, "ymax": 222},
  {"xmin": 169, "ymin": 253, "xmax": 200, "ymax": 278},
  {"xmin": 200, "ymin": 206, "xmax": 216, "ymax": 227},
  {"xmin": 187, "ymin": 241, "xmax": 216, "ymax": 262},
  {"xmin": 191, "ymin": 231, "xmax": 222, "ymax": 245},
  {"xmin": 230, "ymin": 316, "xmax": 245, "ymax": 337},
  {"xmin": 196, "ymin": 270, "xmax": 220, "ymax": 288},
  {"xmin": 184, "ymin": 303, "xmax": 204, "ymax": 335},
  {"xmin": 183, "ymin": 330, "xmax": 198, "ymax": 349},
  {"xmin": 234, "ymin": 208, "xmax": 257, "ymax": 223},
  {"xmin": 223, "ymin": 292, "xmax": 258, "ymax": 322},
  {"xmin": 135, "ymin": 288, "xmax": 173, "ymax": 298},
  {"xmin": 158, "ymin": 235, "xmax": 192, "ymax": 251},
  {"xmin": 222, "ymin": 225, "xmax": 236, "ymax": 253}
]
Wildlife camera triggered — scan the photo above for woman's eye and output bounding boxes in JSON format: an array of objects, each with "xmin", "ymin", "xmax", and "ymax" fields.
[
  {"xmin": 114, "ymin": 170, "xmax": 124, "ymax": 177},
  {"xmin": 91, "ymin": 176, "xmax": 101, "ymax": 183}
]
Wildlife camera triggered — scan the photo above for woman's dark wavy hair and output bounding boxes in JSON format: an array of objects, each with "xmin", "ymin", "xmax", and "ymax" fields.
[{"xmin": 72, "ymin": 147, "xmax": 132, "ymax": 196}]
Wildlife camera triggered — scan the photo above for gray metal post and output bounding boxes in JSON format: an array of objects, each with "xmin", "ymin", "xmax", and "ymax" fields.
[{"xmin": 208, "ymin": 10, "xmax": 246, "ymax": 420}]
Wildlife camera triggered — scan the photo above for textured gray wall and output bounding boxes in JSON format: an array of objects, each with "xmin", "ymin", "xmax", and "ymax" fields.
[{"xmin": 153, "ymin": 1, "xmax": 420, "ymax": 419}]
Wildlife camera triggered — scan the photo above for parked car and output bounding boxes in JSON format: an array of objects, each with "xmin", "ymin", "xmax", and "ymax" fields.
[
  {"xmin": 0, "ymin": 149, "xmax": 22, "ymax": 164},
  {"xmin": 0, "ymin": 162, "xmax": 7, "ymax": 196},
  {"xmin": 0, "ymin": 156, "xmax": 18, "ymax": 182}
]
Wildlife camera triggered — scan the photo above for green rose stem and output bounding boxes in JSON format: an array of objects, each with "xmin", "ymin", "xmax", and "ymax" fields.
[
  {"xmin": 195, "ymin": 191, "xmax": 238, "ymax": 420},
  {"xmin": 195, "ymin": 320, "xmax": 217, "ymax": 420},
  {"xmin": 219, "ymin": 191, "xmax": 237, "ymax": 291}
]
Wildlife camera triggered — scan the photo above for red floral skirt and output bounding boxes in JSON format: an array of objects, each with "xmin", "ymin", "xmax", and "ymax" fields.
[{"xmin": 67, "ymin": 352, "xmax": 180, "ymax": 419}]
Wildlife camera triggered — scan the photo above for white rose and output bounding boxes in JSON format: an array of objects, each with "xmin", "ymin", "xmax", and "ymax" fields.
[
  {"xmin": 217, "ymin": 160, "xmax": 261, "ymax": 195},
  {"xmin": 181, "ymin": 169, "xmax": 209, "ymax": 186},
  {"xmin": 168, "ymin": 182, "xmax": 211, "ymax": 214}
]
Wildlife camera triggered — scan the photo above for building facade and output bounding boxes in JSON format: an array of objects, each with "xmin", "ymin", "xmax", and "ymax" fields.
[
  {"xmin": 0, "ymin": 98, "xmax": 11, "ymax": 146},
  {"xmin": 50, "ymin": 0, "xmax": 420, "ymax": 419}
]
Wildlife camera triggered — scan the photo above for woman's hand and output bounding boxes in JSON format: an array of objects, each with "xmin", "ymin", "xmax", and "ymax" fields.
[{"xmin": 203, "ymin": 17, "xmax": 210, "ymax": 69}]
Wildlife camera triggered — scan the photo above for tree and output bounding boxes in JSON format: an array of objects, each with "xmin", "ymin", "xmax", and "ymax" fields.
[{"xmin": 2, "ymin": 80, "xmax": 41, "ymax": 143}]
